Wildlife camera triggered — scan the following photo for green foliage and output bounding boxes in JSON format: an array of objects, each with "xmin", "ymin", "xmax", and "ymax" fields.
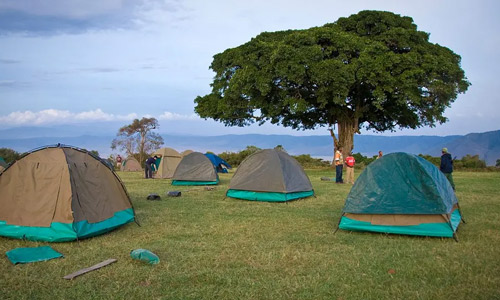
[
  {"xmin": 420, "ymin": 154, "xmax": 488, "ymax": 170},
  {"xmin": 89, "ymin": 150, "xmax": 100, "ymax": 157},
  {"xmin": 455, "ymin": 154, "xmax": 487, "ymax": 169},
  {"xmin": 111, "ymin": 117, "xmax": 164, "ymax": 164},
  {"xmin": 0, "ymin": 148, "xmax": 22, "ymax": 163},
  {"xmin": 497, "ymin": 159, "xmax": 500, "ymax": 167},
  {"xmin": 218, "ymin": 145, "xmax": 261, "ymax": 167},
  {"xmin": 274, "ymin": 145, "xmax": 286, "ymax": 152},
  {"xmin": 195, "ymin": 10, "xmax": 469, "ymax": 153},
  {"xmin": 292, "ymin": 154, "xmax": 330, "ymax": 168},
  {"xmin": 353, "ymin": 152, "xmax": 377, "ymax": 168}
]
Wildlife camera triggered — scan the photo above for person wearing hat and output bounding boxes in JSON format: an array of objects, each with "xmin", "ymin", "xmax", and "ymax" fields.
[
  {"xmin": 440, "ymin": 148, "xmax": 455, "ymax": 190},
  {"xmin": 145, "ymin": 155, "xmax": 158, "ymax": 179}
]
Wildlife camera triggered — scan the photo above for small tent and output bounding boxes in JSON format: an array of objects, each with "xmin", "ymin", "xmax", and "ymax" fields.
[
  {"xmin": 121, "ymin": 156, "xmax": 142, "ymax": 172},
  {"xmin": 153, "ymin": 147, "xmax": 182, "ymax": 179},
  {"xmin": 181, "ymin": 149, "xmax": 194, "ymax": 157},
  {"xmin": 227, "ymin": 149, "xmax": 314, "ymax": 202},
  {"xmin": 338, "ymin": 152, "xmax": 463, "ymax": 238},
  {"xmin": 0, "ymin": 145, "xmax": 135, "ymax": 242},
  {"xmin": 172, "ymin": 152, "xmax": 219, "ymax": 185},
  {"xmin": 205, "ymin": 153, "xmax": 232, "ymax": 173}
]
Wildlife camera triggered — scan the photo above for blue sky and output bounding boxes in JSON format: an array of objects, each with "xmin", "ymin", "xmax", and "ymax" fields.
[{"xmin": 0, "ymin": 0, "xmax": 499, "ymax": 137}]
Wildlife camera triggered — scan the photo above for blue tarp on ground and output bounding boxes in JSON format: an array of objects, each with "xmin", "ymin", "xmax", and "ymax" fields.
[{"xmin": 6, "ymin": 246, "xmax": 63, "ymax": 264}]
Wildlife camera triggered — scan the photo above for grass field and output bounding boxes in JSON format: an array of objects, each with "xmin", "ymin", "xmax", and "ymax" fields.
[{"xmin": 1, "ymin": 169, "xmax": 499, "ymax": 299}]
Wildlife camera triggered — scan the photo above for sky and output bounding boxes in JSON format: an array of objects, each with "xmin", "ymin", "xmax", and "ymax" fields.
[{"xmin": 0, "ymin": 0, "xmax": 499, "ymax": 137}]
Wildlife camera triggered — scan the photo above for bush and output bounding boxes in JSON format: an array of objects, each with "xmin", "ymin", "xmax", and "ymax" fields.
[
  {"xmin": 218, "ymin": 146, "xmax": 262, "ymax": 167},
  {"xmin": 292, "ymin": 154, "xmax": 330, "ymax": 168},
  {"xmin": 0, "ymin": 148, "xmax": 22, "ymax": 164},
  {"xmin": 419, "ymin": 153, "xmax": 491, "ymax": 170}
]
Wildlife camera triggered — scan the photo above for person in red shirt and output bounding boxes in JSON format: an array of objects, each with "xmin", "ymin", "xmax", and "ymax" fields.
[{"xmin": 345, "ymin": 154, "xmax": 355, "ymax": 184}]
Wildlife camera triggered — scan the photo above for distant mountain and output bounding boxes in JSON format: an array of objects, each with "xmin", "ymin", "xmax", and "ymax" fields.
[
  {"xmin": 437, "ymin": 130, "xmax": 500, "ymax": 166},
  {"xmin": 0, "ymin": 130, "xmax": 499, "ymax": 165}
]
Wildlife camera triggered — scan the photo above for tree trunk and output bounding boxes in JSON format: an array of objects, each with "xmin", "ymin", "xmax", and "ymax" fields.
[{"xmin": 330, "ymin": 119, "xmax": 357, "ymax": 161}]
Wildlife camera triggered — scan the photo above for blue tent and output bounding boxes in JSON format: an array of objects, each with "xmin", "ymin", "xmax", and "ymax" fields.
[{"xmin": 204, "ymin": 153, "xmax": 232, "ymax": 173}]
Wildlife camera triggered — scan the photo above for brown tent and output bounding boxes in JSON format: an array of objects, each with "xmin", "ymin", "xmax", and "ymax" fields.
[
  {"xmin": 226, "ymin": 149, "xmax": 314, "ymax": 202},
  {"xmin": 153, "ymin": 147, "xmax": 182, "ymax": 178},
  {"xmin": 0, "ymin": 145, "xmax": 135, "ymax": 242},
  {"xmin": 181, "ymin": 149, "xmax": 194, "ymax": 157},
  {"xmin": 121, "ymin": 156, "xmax": 142, "ymax": 172},
  {"xmin": 172, "ymin": 152, "xmax": 219, "ymax": 185}
]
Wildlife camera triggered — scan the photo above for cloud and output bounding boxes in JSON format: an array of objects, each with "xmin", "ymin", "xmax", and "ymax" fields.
[
  {"xmin": 0, "ymin": 0, "xmax": 188, "ymax": 35},
  {"xmin": 0, "ymin": 109, "xmax": 138, "ymax": 126},
  {"xmin": 158, "ymin": 111, "xmax": 198, "ymax": 121}
]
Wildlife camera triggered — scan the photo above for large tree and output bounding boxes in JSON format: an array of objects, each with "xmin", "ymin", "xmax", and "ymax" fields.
[
  {"xmin": 194, "ymin": 10, "xmax": 469, "ymax": 156},
  {"xmin": 111, "ymin": 117, "xmax": 164, "ymax": 164}
]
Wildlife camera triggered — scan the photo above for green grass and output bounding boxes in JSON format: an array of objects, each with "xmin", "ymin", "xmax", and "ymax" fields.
[{"xmin": 1, "ymin": 170, "xmax": 500, "ymax": 299}]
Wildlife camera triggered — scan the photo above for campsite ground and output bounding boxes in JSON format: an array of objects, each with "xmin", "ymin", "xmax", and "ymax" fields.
[{"xmin": 1, "ymin": 170, "xmax": 499, "ymax": 299}]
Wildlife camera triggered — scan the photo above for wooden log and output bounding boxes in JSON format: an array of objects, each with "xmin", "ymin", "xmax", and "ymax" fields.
[{"xmin": 63, "ymin": 258, "xmax": 117, "ymax": 280}]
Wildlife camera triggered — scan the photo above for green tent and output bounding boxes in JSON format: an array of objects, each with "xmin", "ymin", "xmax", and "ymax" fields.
[
  {"xmin": 0, "ymin": 145, "xmax": 135, "ymax": 242},
  {"xmin": 338, "ymin": 152, "xmax": 463, "ymax": 238},
  {"xmin": 172, "ymin": 152, "xmax": 219, "ymax": 186},
  {"xmin": 226, "ymin": 149, "xmax": 314, "ymax": 202}
]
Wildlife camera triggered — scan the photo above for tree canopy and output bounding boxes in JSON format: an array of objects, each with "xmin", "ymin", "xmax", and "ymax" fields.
[
  {"xmin": 111, "ymin": 117, "xmax": 164, "ymax": 164},
  {"xmin": 194, "ymin": 10, "xmax": 469, "ymax": 155}
]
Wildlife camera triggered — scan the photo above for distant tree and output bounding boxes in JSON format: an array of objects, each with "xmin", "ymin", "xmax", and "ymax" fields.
[
  {"xmin": 274, "ymin": 145, "xmax": 286, "ymax": 152},
  {"xmin": 0, "ymin": 148, "xmax": 22, "ymax": 163},
  {"xmin": 194, "ymin": 10, "xmax": 469, "ymax": 158},
  {"xmin": 111, "ymin": 117, "xmax": 164, "ymax": 165},
  {"xmin": 218, "ymin": 145, "xmax": 262, "ymax": 167},
  {"xmin": 292, "ymin": 154, "xmax": 329, "ymax": 168},
  {"xmin": 496, "ymin": 159, "xmax": 500, "ymax": 167},
  {"xmin": 89, "ymin": 150, "xmax": 100, "ymax": 157},
  {"xmin": 353, "ymin": 152, "xmax": 376, "ymax": 167}
]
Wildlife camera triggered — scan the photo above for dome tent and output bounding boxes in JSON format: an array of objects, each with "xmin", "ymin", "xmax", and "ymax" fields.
[
  {"xmin": 172, "ymin": 152, "xmax": 219, "ymax": 186},
  {"xmin": 153, "ymin": 147, "xmax": 182, "ymax": 179},
  {"xmin": 227, "ymin": 149, "xmax": 314, "ymax": 202},
  {"xmin": 121, "ymin": 156, "xmax": 142, "ymax": 171},
  {"xmin": 205, "ymin": 153, "xmax": 232, "ymax": 173},
  {"xmin": 338, "ymin": 152, "xmax": 463, "ymax": 238},
  {"xmin": 0, "ymin": 145, "xmax": 136, "ymax": 242},
  {"xmin": 181, "ymin": 149, "xmax": 194, "ymax": 157}
]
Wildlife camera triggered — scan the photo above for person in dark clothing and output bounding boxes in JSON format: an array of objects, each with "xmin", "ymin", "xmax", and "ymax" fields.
[
  {"xmin": 145, "ymin": 156, "xmax": 158, "ymax": 179},
  {"xmin": 440, "ymin": 148, "xmax": 455, "ymax": 190}
]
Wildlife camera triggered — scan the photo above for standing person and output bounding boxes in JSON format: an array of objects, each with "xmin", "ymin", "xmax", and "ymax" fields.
[
  {"xmin": 440, "ymin": 148, "xmax": 455, "ymax": 190},
  {"xmin": 345, "ymin": 153, "xmax": 355, "ymax": 184},
  {"xmin": 145, "ymin": 156, "xmax": 157, "ymax": 179},
  {"xmin": 116, "ymin": 154, "xmax": 123, "ymax": 170},
  {"xmin": 377, "ymin": 151, "xmax": 383, "ymax": 159},
  {"xmin": 334, "ymin": 147, "xmax": 344, "ymax": 183}
]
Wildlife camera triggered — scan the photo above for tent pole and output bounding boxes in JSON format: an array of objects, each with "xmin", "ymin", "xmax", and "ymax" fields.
[
  {"xmin": 456, "ymin": 202, "xmax": 466, "ymax": 224},
  {"xmin": 333, "ymin": 212, "xmax": 345, "ymax": 234}
]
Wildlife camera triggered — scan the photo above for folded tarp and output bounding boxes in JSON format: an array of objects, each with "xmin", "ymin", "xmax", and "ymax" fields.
[{"xmin": 6, "ymin": 246, "xmax": 63, "ymax": 264}]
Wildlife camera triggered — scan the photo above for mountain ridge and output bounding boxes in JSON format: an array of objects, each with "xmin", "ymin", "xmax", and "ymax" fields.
[{"xmin": 0, "ymin": 130, "xmax": 498, "ymax": 165}]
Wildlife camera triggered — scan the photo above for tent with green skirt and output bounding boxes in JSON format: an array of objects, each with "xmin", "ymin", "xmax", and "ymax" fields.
[
  {"xmin": 172, "ymin": 152, "xmax": 219, "ymax": 185},
  {"xmin": 120, "ymin": 156, "xmax": 142, "ymax": 172},
  {"xmin": 0, "ymin": 145, "xmax": 136, "ymax": 242},
  {"xmin": 226, "ymin": 149, "xmax": 314, "ymax": 202},
  {"xmin": 338, "ymin": 152, "xmax": 464, "ymax": 238}
]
